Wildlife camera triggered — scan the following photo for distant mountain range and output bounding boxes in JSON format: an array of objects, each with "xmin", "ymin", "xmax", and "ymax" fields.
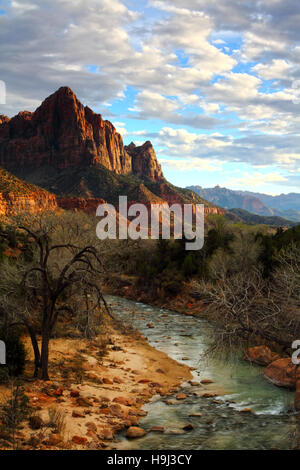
[
  {"xmin": 187, "ymin": 185, "xmax": 300, "ymax": 222},
  {"xmin": 228, "ymin": 208, "xmax": 295, "ymax": 227}
]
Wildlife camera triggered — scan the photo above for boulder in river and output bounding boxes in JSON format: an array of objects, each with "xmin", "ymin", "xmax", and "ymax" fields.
[
  {"xmin": 126, "ymin": 426, "xmax": 147, "ymax": 438},
  {"xmin": 264, "ymin": 358, "xmax": 297, "ymax": 389},
  {"xmin": 150, "ymin": 426, "xmax": 165, "ymax": 432},
  {"xmin": 244, "ymin": 346, "xmax": 280, "ymax": 366}
]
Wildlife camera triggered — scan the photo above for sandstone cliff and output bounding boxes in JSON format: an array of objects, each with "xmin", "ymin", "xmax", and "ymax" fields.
[
  {"xmin": 0, "ymin": 168, "xmax": 57, "ymax": 216},
  {"xmin": 125, "ymin": 141, "xmax": 163, "ymax": 182},
  {"xmin": 0, "ymin": 87, "xmax": 163, "ymax": 182}
]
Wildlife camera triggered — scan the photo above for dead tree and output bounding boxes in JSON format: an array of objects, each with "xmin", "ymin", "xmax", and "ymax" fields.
[{"xmin": 0, "ymin": 213, "xmax": 112, "ymax": 380}]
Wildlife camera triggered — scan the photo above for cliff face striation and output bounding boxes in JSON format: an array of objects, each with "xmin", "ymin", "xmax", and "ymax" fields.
[
  {"xmin": 0, "ymin": 168, "xmax": 57, "ymax": 216},
  {"xmin": 0, "ymin": 87, "xmax": 163, "ymax": 182},
  {"xmin": 125, "ymin": 141, "xmax": 163, "ymax": 182}
]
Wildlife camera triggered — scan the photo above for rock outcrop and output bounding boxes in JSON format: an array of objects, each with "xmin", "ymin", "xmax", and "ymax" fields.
[
  {"xmin": 0, "ymin": 191, "xmax": 57, "ymax": 216},
  {"xmin": 125, "ymin": 141, "xmax": 163, "ymax": 182},
  {"xmin": 0, "ymin": 115, "xmax": 10, "ymax": 125},
  {"xmin": 0, "ymin": 168, "xmax": 57, "ymax": 216},
  {"xmin": 0, "ymin": 87, "xmax": 164, "ymax": 182},
  {"xmin": 57, "ymin": 197, "xmax": 106, "ymax": 213}
]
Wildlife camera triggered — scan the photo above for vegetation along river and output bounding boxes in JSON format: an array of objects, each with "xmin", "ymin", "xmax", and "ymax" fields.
[{"xmin": 106, "ymin": 295, "xmax": 296, "ymax": 450}]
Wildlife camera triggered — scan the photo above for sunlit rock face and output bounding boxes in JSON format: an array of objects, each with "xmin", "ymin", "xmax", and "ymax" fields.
[{"xmin": 0, "ymin": 87, "xmax": 164, "ymax": 181}]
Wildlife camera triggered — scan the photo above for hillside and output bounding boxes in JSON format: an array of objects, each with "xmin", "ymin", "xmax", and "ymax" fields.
[
  {"xmin": 0, "ymin": 167, "xmax": 57, "ymax": 216},
  {"xmin": 188, "ymin": 185, "xmax": 300, "ymax": 222},
  {"xmin": 229, "ymin": 208, "xmax": 295, "ymax": 227}
]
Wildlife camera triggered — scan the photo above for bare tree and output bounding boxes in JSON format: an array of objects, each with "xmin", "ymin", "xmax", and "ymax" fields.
[
  {"xmin": 195, "ymin": 244, "xmax": 300, "ymax": 353},
  {"xmin": 0, "ymin": 212, "xmax": 112, "ymax": 380}
]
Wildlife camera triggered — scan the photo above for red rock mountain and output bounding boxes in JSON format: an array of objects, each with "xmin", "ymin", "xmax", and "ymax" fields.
[
  {"xmin": 0, "ymin": 87, "xmax": 225, "ymax": 216},
  {"xmin": 0, "ymin": 87, "xmax": 163, "ymax": 181}
]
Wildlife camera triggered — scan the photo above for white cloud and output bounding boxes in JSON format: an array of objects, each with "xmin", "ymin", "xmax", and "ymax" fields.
[
  {"xmin": 160, "ymin": 158, "xmax": 224, "ymax": 172},
  {"xmin": 253, "ymin": 59, "xmax": 291, "ymax": 80},
  {"xmin": 0, "ymin": 0, "xmax": 299, "ymax": 192},
  {"xmin": 227, "ymin": 171, "xmax": 288, "ymax": 188}
]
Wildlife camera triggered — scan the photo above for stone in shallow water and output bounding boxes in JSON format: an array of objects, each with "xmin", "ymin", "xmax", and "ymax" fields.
[
  {"xmin": 240, "ymin": 408, "xmax": 252, "ymax": 413},
  {"xmin": 176, "ymin": 393, "xmax": 187, "ymax": 400},
  {"xmin": 149, "ymin": 426, "xmax": 165, "ymax": 432},
  {"xmin": 183, "ymin": 423, "xmax": 194, "ymax": 431},
  {"xmin": 126, "ymin": 427, "xmax": 147, "ymax": 439},
  {"xmin": 200, "ymin": 379, "xmax": 214, "ymax": 384}
]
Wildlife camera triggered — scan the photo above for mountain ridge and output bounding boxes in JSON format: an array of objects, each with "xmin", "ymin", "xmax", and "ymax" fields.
[
  {"xmin": 0, "ymin": 86, "xmax": 163, "ymax": 182},
  {"xmin": 0, "ymin": 87, "xmax": 224, "ymax": 215},
  {"xmin": 188, "ymin": 185, "xmax": 300, "ymax": 222}
]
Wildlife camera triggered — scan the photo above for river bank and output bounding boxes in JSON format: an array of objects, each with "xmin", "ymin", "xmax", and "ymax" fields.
[
  {"xmin": 0, "ymin": 321, "xmax": 193, "ymax": 450},
  {"xmin": 103, "ymin": 275, "xmax": 206, "ymax": 319},
  {"xmin": 0, "ymin": 293, "xmax": 296, "ymax": 450}
]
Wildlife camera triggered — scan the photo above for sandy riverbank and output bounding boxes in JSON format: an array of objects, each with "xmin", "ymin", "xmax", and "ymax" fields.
[{"xmin": 0, "ymin": 325, "xmax": 193, "ymax": 450}]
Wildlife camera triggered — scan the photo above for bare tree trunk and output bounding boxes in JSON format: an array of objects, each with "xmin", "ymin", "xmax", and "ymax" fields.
[
  {"xmin": 24, "ymin": 321, "xmax": 41, "ymax": 378},
  {"xmin": 40, "ymin": 330, "xmax": 50, "ymax": 380}
]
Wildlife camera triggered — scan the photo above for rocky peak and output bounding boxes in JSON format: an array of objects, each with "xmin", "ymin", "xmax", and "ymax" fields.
[
  {"xmin": 0, "ymin": 87, "xmax": 164, "ymax": 181},
  {"xmin": 125, "ymin": 141, "xmax": 164, "ymax": 182},
  {"xmin": 0, "ymin": 115, "xmax": 10, "ymax": 125}
]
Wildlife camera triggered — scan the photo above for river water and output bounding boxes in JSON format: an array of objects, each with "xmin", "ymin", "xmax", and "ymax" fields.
[{"xmin": 106, "ymin": 295, "xmax": 296, "ymax": 450}]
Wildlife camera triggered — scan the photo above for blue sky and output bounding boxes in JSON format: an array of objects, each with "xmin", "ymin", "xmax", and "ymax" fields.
[{"xmin": 0, "ymin": 0, "xmax": 300, "ymax": 195}]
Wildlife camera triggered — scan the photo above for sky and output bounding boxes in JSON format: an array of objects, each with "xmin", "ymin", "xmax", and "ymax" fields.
[{"xmin": 0, "ymin": 0, "xmax": 300, "ymax": 195}]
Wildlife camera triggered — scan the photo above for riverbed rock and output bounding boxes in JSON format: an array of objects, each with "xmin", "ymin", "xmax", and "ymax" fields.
[
  {"xmin": 98, "ymin": 428, "xmax": 114, "ymax": 440},
  {"xmin": 46, "ymin": 433, "xmax": 62, "ymax": 446},
  {"xmin": 126, "ymin": 426, "xmax": 147, "ymax": 439},
  {"xmin": 176, "ymin": 393, "xmax": 187, "ymax": 400},
  {"xmin": 72, "ymin": 436, "xmax": 88, "ymax": 445},
  {"xmin": 189, "ymin": 381, "xmax": 200, "ymax": 386},
  {"xmin": 240, "ymin": 408, "xmax": 252, "ymax": 413},
  {"xmin": 85, "ymin": 422, "xmax": 97, "ymax": 432},
  {"xmin": 113, "ymin": 396, "xmax": 134, "ymax": 406},
  {"xmin": 200, "ymin": 379, "xmax": 214, "ymax": 384},
  {"xmin": 76, "ymin": 396, "xmax": 93, "ymax": 407},
  {"xmin": 244, "ymin": 346, "xmax": 280, "ymax": 366},
  {"xmin": 103, "ymin": 377, "xmax": 113, "ymax": 385},
  {"xmin": 183, "ymin": 423, "xmax": 194, "ymax": 431},
  {"xmin": 72, "ymin": 410, "xmax": 85, "ymax": 418},
  {"xmin": 149, "ymin": 426, "xmax": 165, "ymax": 432},
  {"xmin": 264, "ymin": 358, "xmax": 297, "ymax": 389}
]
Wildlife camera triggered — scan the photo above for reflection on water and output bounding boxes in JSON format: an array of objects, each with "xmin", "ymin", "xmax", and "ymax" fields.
[{"xmin": 106, "ymin": 295, "xmax": 296, "ymax": 450}]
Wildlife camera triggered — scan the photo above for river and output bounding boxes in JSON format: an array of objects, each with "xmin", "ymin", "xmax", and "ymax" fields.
[{"xmin": 106, "ymin": 295, "xmax": 296, "ymax": 450}]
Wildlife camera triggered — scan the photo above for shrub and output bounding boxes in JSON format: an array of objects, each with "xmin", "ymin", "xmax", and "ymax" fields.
[
  {"xmin": 0, "ymin": 381, "xmax": 30, "ymax": 449},
  {"xmin": 47, "ymin": 407, "xmax": 66, "ymax": 435}
]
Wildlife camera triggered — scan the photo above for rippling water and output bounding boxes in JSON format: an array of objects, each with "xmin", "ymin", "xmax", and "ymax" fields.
[{"xmin": 106, "ymin": 295, "xmax": 296, "ymax": 450}]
